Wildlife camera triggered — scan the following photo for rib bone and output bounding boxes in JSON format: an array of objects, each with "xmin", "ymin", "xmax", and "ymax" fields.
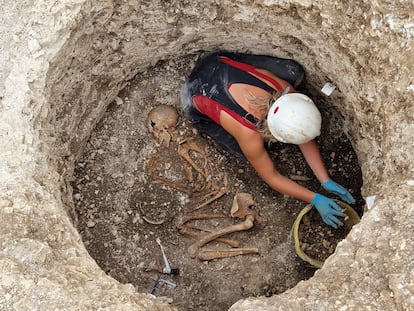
[{"xmin": 191, "ymin": 187, "xmax": 227, "ymax": 211}]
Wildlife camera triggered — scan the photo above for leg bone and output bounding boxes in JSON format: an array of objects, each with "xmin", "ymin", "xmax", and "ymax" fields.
[
  {"xmin": 188, "ymin": 215, "xmax": 255, "ymax": 258},
  {"xmin": 178, "ymin": 225, "xmax": 241, "ymax": 248},
  {"xmin": 197, "ymin": 248, "xmax": 259, "ymax": 261}
]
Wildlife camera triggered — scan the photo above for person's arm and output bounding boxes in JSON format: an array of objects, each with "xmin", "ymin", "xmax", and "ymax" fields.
[
  {"xmin": 220, "ymin": 111, "xmax": 315, "ymax": 203},
  {"xmin": 299, "ymin": 140, "xmax": 356, "ymax": 204},
  {"xmin": 220, "ymin": 112, "xmax": 347, "ymax": 228},
  {"xmin": 243, "ymin": 133, "xmax": 316, "ymax": 203},
  {"xmin": 298, "ymin": 140, "xmax": 330, "ymax": 184}
]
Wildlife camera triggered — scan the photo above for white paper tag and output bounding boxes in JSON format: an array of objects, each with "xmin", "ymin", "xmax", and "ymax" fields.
[
  {"xmin": 365, "ymin": 195, "xmax": 376, "ymax": 210},
  {"xmin": 321, "ymin": 82, "xmax": 336, "ymax": 96}
]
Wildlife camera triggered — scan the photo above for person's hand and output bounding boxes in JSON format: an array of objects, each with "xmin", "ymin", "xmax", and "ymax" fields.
[
  {"xmin": 322, "ymin": 179, "xmax": 355, "ymax": 204},
  {"xmin": 311, "ymin": 194, "xmax": 347, "ymax": 229}
]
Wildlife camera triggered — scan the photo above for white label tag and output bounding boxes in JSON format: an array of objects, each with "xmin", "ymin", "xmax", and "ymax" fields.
[{"xmin": 321, "ymin": 82, "xmax": 336, "ymax": 96}]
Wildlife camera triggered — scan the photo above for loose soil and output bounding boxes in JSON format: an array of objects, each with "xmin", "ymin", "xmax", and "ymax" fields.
[
  {"xmin": 72, "ymin": 53, "xmax": 364, "ymax": 311},
  {"xmin": 299, "ymin": 208, "xmax": 351, "ymax": 263}
]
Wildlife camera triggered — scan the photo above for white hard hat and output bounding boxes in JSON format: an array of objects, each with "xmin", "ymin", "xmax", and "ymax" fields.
[{"xmin": 267, "ymin": 93, "xmax": 321, "ymax": 144}]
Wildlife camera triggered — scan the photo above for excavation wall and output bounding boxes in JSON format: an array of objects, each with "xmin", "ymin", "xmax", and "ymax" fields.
[{"xmin": 0, "ymin": 0, "xmax": 413, "ymax": 310}]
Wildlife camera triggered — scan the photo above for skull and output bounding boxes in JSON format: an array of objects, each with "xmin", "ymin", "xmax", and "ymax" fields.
[{"xmin": 146, "ymin": 104, "xmax": 178, "ymax": 146}]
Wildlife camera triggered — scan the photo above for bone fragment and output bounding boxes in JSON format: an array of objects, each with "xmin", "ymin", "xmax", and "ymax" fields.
[
  {"xmin": 188, "ymin": 214, "xmax": 255, "ymax": 258},
  {"xmin": 231, "ymin": 193, "xmax": 256, "ymax": 218},
  {"xmin": 231, "ymin": 192, "xmax": 264, "ymax": 223},
  {"xmin": 178, "ymin": 140, "xmax": 207, "ymax": 178},
  {"xmin": 194, "ymin": 190, "xmax": 219, "ymax": 204},
  {"xmin": 176, "ymin": 213, "xmax": 240, "ymax": 247},
  {"xmin": 142, "ymin": 216, "xmax": 165, "ymax": 225},
  {"xmin": 153, "ymin": 176, "xmax": 193, "ymax": 195},
  {"xmin": 182, "ymin": 162, "xmax": 194, "ymax": 183},
  {"xmin": 159, "ymin": 130, "xmax": 172, "ymax": 147},
  {"xmin": 146, "ymin": 150, "xmax": 162, "ymax": 176},
  {"xmin": 191, "ymin": 188, "xmax": 227, "ymax": 211},
  {"xmin": 185, "ymin": 223, "xmax": 241, "ymax": 247},
  {"xmin": 197, "ymin": 247, "xmax": 259, "ymax": 261}
]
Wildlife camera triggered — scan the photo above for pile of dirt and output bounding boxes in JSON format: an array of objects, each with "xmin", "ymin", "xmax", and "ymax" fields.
[
  {"xmin": 298, "ymin": 208, "xmax": 350, "ymax": 263},
  {"xmin": 72, "ymin": 54, "xmax": 364, "ymax": 311}
]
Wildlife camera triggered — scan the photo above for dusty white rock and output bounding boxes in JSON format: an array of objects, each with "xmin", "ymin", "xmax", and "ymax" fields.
[{"xmin": 0, "ymin": 0, "xmax": 413, "ymax": 310}]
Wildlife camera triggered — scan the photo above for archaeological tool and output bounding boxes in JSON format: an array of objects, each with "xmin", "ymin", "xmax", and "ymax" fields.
[
  {"xmin": 149, "ymin": 276, "xmax": 177, "ymax": 289},
  {"xmin": 150, "ymin": 274, "xmax": 161, "ymax": 295},
  {"xmin": 145, "ymin": 238, "xmax": 180, "ymax": 275},
  {"xmin": 156, "ymin": 238, "xmax": 179, "ymax": 275},
  {"xmin": 149, "ymin": 274, "xmax": 177, "ymax": 295}
]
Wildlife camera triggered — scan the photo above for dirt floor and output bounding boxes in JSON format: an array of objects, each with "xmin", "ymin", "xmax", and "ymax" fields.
[{"xmin": 72, "ymin": 53, "xmax": 364, "ymax": 311}]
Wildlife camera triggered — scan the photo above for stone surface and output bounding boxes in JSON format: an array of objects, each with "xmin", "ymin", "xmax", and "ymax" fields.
[{"xmin": 0, "ymin": 0, "xmax": 413, "ymax": 310}]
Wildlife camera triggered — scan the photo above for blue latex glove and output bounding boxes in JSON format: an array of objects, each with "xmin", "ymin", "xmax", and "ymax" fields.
[
  {"xmin": 311, "ymin": 194, "xmax": 347, "ymax": 229},
  {"xmin": 322, "ymin": 179, "xmax": 356, "ymax": 204}
]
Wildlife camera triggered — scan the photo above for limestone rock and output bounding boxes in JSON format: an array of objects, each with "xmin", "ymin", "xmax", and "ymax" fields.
[{"xmin": 0, "ymin": 0, "xmax": 413, "ymax": 310}]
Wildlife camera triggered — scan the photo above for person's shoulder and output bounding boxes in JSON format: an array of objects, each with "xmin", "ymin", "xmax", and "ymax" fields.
[
  {"xmin": 220, "ymin": 111, "xmax": 260, "ymax": 137},
  {"xmin": 239, "ymin": 128, "xmax": 266, "ymax": 159},
  {"xmin": 236, "ymin": 123, "xmax": 263, "ymax": 145}
]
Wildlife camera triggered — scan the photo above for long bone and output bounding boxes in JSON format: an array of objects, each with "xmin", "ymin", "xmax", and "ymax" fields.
[
  {"xmin": 178, "ymin": 138, "xmax": 208, "ymax": 179},
  {"xmin": 179, "ymin": 225, "xmax": 241, "ymax": 248},
  {"xmin": 176, "ymin": 213, "xmax": 241, "ymax": 248},
  {"xmin": 188, "ymin": 193, "xmax": 259, "ymax": 258},
  {"xmin": 198, "ymin": 248, "xmax": 259, "ymax": 261},
  {"xmin": 187, "ymin": 214, "xmax": 255, "ymax": 258}
]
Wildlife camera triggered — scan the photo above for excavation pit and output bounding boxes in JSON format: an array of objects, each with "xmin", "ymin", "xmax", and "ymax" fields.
[
  {"xmin": 1, "ymin": 1, "xmax": 413, "ymax": 310},
  {"xmin": 71, "ymin": 54, "xmax": 364, "ymax": 311}
]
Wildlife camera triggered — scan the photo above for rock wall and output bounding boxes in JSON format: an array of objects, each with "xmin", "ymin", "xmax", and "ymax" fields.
[{"xmin": 1, "ymin": 0, "xmax": 413, "ymax": 310}]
